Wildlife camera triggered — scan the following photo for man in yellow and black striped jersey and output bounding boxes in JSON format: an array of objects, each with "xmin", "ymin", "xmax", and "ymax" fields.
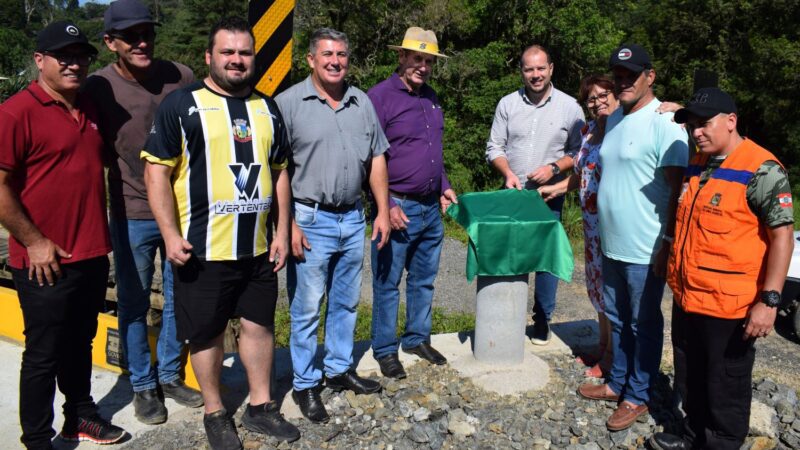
[{"xmin": 142, "ymin": 17, "xmax": 299, "ymax": 449}]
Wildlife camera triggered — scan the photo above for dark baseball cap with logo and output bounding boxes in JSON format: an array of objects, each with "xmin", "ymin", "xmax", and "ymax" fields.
[
  {"xmin": 104, "ymin": 0, "xmax": 159, "ymax": 32},
  {"xmin": 36, "ymin": 21, "xmax": 98, "ymax": 55},
  {"xmin": 609, "ymin": 44, "xmax": 652, "ymax": 72},
  {"xmin": 674, "ymin": 87, "xmax": 738, "ymax": 124}
]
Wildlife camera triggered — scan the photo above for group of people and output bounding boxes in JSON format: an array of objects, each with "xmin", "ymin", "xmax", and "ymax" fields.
[{"xmin": 0, "ymin": 1, "xmax": 792, "ymax": 449}]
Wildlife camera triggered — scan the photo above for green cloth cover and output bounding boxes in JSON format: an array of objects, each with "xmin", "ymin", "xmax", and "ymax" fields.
[{"xmin": 446, "ymin": 189, "xmax": 574, "ymax": 282}]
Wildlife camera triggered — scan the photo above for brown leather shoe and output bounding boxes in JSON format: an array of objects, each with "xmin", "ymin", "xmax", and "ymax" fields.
[
  {"xmin": 577, "ymin": 383, "xmax": 620, "ymax": 402},
  {"xmin": 606, "ymin": 401, "xmax": 648, "ymax": 431}
]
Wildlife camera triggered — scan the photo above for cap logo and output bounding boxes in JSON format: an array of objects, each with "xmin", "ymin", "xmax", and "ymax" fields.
[
  {"xmin": 65, "ymin": 25, "xmax": 79, "ymax": 36},
  {"xmin": 618, "ymin": 48, "xmax": 632, "ymax": 60},
  {"xmin": 691, "ymin": 93, "xmax": 709, "ymax": 104}
]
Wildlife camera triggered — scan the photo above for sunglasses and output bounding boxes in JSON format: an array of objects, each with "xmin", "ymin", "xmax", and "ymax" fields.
[
  {"xmin": 44, "ymin": 52, "xmax": 95, "ymax": 67},
  {"xmin": 586, "ymin": 91, "xmax": 612, "ymax": 106},
  {"xmin": 109, "ymin": 29, "xmax": 156, "ymax": 44}
]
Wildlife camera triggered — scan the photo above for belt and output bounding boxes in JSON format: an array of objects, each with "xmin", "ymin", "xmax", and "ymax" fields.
[
  {"xmin": 296, "ymin": 200, "xmax": 356, "ymax": 213},
  {"xmin": 389, "ymin": 190, "xmax": 437, "ymax": 202}
]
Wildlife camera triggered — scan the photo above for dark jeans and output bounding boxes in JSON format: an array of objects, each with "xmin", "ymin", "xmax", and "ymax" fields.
[
  {"xmin": 532, "ymin": 194, "xmax": 564, "ymax": 323},
  {"xmin": 674, "ymin": 306, "xmax": 755, "ymax": 449},
  {"xmin": 13, "ymin": 256, "xmax": 109, "ymax": 449}
]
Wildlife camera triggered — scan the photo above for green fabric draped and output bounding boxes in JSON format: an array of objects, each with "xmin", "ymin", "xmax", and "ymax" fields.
[{"xmin": 446, "ymin": 189, "xmax": 574, "ymax": 282}]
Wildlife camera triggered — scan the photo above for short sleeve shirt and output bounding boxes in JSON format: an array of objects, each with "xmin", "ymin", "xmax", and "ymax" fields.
[
  {"xmin": 83, "ymin": 60, "xmax": 194, "ymax": 219},
  {"xmin": 0, "ymin": 81, "xmax": 111, "ymax": 268},
  {"xmin": 275, "ymin": 76, "xmax": 389, "ymax": 206},
  {"xmin": 598, "ymin": 98, "xmax": 689, "ymax": 264},
  {"xmin": 141, "ymin": 82, "xmax": 288, "ymax": 261}
]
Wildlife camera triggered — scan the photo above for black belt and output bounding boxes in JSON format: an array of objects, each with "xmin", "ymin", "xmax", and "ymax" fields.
[
  {"xmin": 296, "ymin": 200, "xmax": 356, "ymax": 213},
  {"xmin": 389, "ymin": 190, "xmax": 437, "ymax": 202}
]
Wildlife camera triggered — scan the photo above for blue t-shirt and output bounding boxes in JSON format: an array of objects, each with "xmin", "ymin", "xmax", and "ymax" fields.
[{"xmin": 598, "ymin": 98, "xmax": 689, "ymax": 264}]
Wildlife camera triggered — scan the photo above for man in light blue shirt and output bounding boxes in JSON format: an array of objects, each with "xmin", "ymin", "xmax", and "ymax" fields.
[{"xmin": 578, "ymin": 44, "xmax": 688, "ymax": 432}]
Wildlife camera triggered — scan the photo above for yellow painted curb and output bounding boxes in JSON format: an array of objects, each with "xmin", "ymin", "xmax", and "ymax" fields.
[{"xmin": 0, "ymin": 286, "xmax": 198, "ymax": 390}]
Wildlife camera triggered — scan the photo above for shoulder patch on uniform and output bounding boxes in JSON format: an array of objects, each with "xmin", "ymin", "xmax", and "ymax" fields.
[{"xmin": 778, "ymin": 193, "xmax": 793, "ymax": 208}]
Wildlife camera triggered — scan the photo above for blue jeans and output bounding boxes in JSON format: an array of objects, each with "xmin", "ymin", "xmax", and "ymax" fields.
[
  {"xmin": 110, "ymin": 217, "xmax": 181, "ymax": 392},
  {"xmin": 602, "ymin": 255, "xmax": 665, "ymax": 405},
  {"xmin": 287, "ymin": 202, "xmax": 366, "ymax": 390},
  {"xmin": 532, "ymin": 194, "xmax": 564, "ymax": 323},
  {"xmin": 371, "ymin": 195, "xmax": 444, "ymax": 359}
]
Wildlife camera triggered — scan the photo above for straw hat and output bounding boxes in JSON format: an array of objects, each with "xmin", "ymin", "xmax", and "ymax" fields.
[{"xmin": 388, "ymin": 27, "xmax": 448, "ymax": 58}]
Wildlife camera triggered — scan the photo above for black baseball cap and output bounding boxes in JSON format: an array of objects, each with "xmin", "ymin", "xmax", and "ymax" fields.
[
  {"xmin": 104, "ymin": 0, "xmax": 159, "ymax": 32},
  {"xmin": 674, "ymin": 88, "xmax": 738, "ymax": 124},
  {"xmin": 609, "ymin": 44, "xmax": 652, "ymax": 72},
  {"xmin": 36, "ymin": 21, "xmax": 98, "ymax": 55}
]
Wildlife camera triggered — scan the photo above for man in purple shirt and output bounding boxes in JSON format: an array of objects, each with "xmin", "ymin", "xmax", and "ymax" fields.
[{"xmin": 367, "ymin": 27, "xmax": 458, "ymax": 379}]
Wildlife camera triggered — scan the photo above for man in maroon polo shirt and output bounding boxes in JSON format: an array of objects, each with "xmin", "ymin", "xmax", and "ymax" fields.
[
  {"xmin": 0, "ymin": 21, "xmax": 126, "ymax": 449},
  {"xmin": 367, "ymin": 27, "xmax": 458, "ymax": 379}
]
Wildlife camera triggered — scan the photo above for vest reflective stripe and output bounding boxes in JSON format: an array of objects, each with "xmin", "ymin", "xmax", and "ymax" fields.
[
  {"xmin": 711, "ymin": 168, "xmax": 754, "ymax": 185},
  {"xmin": 666, "ymin": 139, "xmax": 779, "ymax": 319}
]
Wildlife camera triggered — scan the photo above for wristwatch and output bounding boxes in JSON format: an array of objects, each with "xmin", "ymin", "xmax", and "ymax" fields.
[
  {"xmin": 549, "ymin": 163, "xmax": 561, "ymax": 175},
  {"xmin": 760, "ymin": 290, "xmax": 781, "ymax": 308}
]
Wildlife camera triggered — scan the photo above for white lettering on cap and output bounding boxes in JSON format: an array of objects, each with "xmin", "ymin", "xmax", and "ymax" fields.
[
  {"xmin": 65, "ymin": 25, "xmax": 79, "ymax": 36},
  {"xmin": 618, "ymin": 48, "xmax": 632, "ymax": 60}
]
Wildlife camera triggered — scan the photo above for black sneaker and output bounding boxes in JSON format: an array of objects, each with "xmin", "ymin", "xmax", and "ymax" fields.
[
  {"xmin": 241, "ymin": 401, "xmax": 300, "ymax": 442},
  {"xmin": 530, "ymin": 320, "xmax": 551, "ymax": 345},
  {"xmin": 133, "ymin": 388, "xmax": 167, "ymax": 424},
  {"xmin": 59, "ymin": 414, "xmax": 127, "ymax": 444},
  {"xmin": 203, "ymin": 409, "xmax": 242, "ymax": 450},
  {"xmin": 161, "ymin": 379, "xmax": 204, "ymax": 407}
]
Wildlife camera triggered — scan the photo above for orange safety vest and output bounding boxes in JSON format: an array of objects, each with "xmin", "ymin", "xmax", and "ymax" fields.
[{"xmin": 667, "ymin": 139, "xmax": 780, "ymax": 319}]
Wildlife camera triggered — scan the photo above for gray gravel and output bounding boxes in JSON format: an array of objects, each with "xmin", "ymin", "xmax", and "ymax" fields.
[{"xmin": 124, "ymin": 237, "xmax": 800, "ymax": 448}]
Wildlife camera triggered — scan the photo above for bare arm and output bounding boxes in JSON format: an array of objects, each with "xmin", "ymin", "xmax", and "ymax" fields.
[
  {"xmin": 528, "ymin": 155, "xmax": 575, "ymax": 185},
  {"xmin": 491, "ymin": 157, "xmax": 522, "ymax": 190},
  {"xmin": 269, "ymin": 168, "xmax": 290, "ymax": 271},
  {"xmin": 369, "ymin": 154, "xmax": 390, "ymax": 250},
  {"xmin": 0, "ymin": 168, "xmax": 71, "ymax": 285},
  {"xmin": 653, "ymin": 166, "xmax": 685, "ymax": 277},
  {"xmin": 538, "ymin": 172, "xmax": 579, "ymax": 201},
  {"xmin": 743, "ymin": 223, "xmax": 794, "ymax": 339},
  {"xmin": 144, "ymin": 162, "xmax": 193, "ymax": 266}
]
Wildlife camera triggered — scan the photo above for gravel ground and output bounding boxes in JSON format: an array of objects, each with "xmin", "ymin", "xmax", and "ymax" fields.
[{"xmin": 124, "ymin": 237, "xmax": 800, "ymax": 448}]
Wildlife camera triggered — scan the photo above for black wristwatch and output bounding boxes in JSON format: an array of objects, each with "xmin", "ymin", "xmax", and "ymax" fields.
[
  {"xmin": 549, "ymin": 162, "xmax": 561, "ymax": 175},
  {"xmin": 760, "ymin": 290, "xmax": 781, "ymax": 308}
]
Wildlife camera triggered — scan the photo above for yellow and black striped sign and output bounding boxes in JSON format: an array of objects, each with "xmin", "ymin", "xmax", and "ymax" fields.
[{"xmin": 248, "ymin": 0, "xmax": 294, "ymax": 96}]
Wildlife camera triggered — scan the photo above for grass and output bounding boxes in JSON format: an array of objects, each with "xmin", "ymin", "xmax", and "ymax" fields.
[{"xmin": 272, "ymin": 301, "xmax": 475, "ymax": 348}]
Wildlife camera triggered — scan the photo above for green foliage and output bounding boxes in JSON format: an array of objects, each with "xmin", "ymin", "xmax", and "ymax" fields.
[{"xmin": 273, "ymin": 301, "xmax": 475, "ymax": 348}]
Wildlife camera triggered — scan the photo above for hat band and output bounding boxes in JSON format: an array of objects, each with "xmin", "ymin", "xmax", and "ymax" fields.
[{"xmin": 401, "ymin": 39, "xmax": 440, "ymax": 54}]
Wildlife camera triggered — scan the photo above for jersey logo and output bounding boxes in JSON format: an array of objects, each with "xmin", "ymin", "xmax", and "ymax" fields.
[
  {"xmin": 233, "ymin": 119, "xmax": 252, "ymax": 142},
  {"xmin": 229, "ymin": 163, "xmax": 261, "ymax": 200},
  {"xmin": 778, "ymin": 193, "xmax": 793, "ymax": 208},
  {"xmin": 710, "ymin": 193, "xmax": 722, "ymax": 206}
]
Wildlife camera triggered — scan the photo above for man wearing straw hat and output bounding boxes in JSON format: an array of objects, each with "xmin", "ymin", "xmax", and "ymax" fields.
[
  {"xmin": 367, "ymin": 27, "xmax": 458, "ymax": 379},
  {"xmin": 485, "ymin": 44, "xmax": 585, "ymax": 345}
]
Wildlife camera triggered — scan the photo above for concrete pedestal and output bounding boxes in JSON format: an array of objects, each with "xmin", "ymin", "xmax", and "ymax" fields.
[{"xmin": 474, "ymin": 274, "xmax": 528, "ymax": 364}]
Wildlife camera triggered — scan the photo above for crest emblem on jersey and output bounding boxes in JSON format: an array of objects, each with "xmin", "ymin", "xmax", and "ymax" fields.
[
  {"xmin": 778, "ymin": 193, "xmax": 793, "ymax": 208},
  {"xmin": 232, "ymin": 119, "xmax": 252, "ymax": 143},
  {"xmin": 710, "ymin": 193, "xmax": 722, "ymax": 206},
  {"xmin": 229, "ymin": 163, "xmax": 261, "ymax": 200}
]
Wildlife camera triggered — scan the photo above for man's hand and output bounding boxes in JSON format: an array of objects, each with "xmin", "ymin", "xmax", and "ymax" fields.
[
  {"xmin": 527, "ymin": 164, "xmax": 555, "ymax": 185},
  {"xmin": 269, "ymin": 233, "xmax": 289, "ymax": 272},
  {"xmin": 27, "ymin": 237, "xmax": 71, "ymax": 286},
  {"xmin": 372, "ymin": 210, "xmax": 391, "ymax": 250},
  {"xmin": 390, "ymin": 205, "xmax": 410, "ymax": 230},
  {"xmin": 505, "ymin": 173, "xmax": 523, "ymax": 190},
  {"xmin": 652, "ymin": 241, "xmax": 671, "ymax": 278},
  {"xmin": 164, "ymin": 234, "xmax": 193, "ymax": 266},
  {"xmin": 291, "ymin": 220, "xmax": 311, "ymax": 260},
  {"xmin": 440, "ymin": 189, "xmax": 458, "ymax": 214},
  {"xmin": 743, "ymin": 302, "xmax": 778, "ymax": 340}
]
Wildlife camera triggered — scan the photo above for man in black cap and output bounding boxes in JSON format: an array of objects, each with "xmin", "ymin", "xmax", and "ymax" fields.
[
  {"xmin": 82, "ymin": 0, "xmax": 199, "ymax": 425},
  {"xmin": 649, "ymin": 88, "xmax": 794, "ymax": 450},
  {"xmin": 578, "ymin": 44, "xmax": 689, "ymax": 431},
  {"xmin": 0, "ymin": 21, "xmax": 126, "ymax": 449}
]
